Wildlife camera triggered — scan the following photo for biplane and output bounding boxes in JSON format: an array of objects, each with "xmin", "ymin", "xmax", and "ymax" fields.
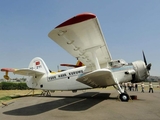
[{"xmin": 1, "ymin": 13, "xmax": 151, "ymax": 102}]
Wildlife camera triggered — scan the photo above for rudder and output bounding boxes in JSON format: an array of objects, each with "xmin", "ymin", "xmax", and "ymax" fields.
[{"xmin": 28, "ymin": 57, "xmax": 50, "ymax": 74}]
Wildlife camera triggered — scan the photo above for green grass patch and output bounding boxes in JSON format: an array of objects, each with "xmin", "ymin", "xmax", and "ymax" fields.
[{"xmin": 0, "ymin": 96, "xmax": 12, "ymax": 100}]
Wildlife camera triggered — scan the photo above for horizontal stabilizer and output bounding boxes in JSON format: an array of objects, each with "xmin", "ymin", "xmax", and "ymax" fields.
[
  {"xmin": 60, "ymin": 60, "xmax": 84, "ymax": 68},
  {"xmin": 14, "ymin": 68, "xmax": 45, "ymax": 76},
  {"xmin": 77, "ymin": 69, "xmax": 115, "ymax": 88},
  {"xmin": 1, "ymin": 68, "xmax": 16, "ymax": 72},
  {"xmin": 60, "ymin": 64, "xmax": 81, "ymax": 67},
  {"xmin": 1, "ymin": 57, "xmax": 48, "ymax": 80}
]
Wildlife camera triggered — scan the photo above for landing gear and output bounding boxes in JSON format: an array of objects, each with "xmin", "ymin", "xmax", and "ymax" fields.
[
  {"xmin": 41, "ymin": 90, "xmax": 51, "ymax": 96},
  {"xmin": 113, "ymin": 80, "xmax": 130, "ymax": 102},
  {"xmin": 119, "ymin": 93, "xmax": 129, "ymax": 102}
]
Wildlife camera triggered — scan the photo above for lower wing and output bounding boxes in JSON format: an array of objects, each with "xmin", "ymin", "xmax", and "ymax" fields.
[{"xmin": 77, "ymin": 69, "xmax": 115, "ymax": 88}]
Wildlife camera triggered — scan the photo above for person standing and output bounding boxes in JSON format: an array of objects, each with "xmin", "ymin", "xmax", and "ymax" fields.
[
  {"xmin": 124, "ymin": 83, "xmax": 127, "ymax": 92},
  {"xmin": 132, "ymin": 83, "xmax": 135, "ymax": 91},
  {"xmin": 129, "ymin": 83, "xmax": 132, "ymax": 91},
  {"xmin": 149, "ymin": 82, "xmax": 154, "ymax": 93},
  {"xmin": 135, "ymin": 83, "xmax": 138, "ymax": 91},
  {"xmin": 141, "ymin": 82, "xmax": 144, "ymax": 93}
]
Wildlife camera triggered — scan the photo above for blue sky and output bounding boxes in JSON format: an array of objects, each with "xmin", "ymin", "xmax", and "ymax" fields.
[{"xmin": 0, "ymin": 0, "xmax": 160, "ymax": 78}]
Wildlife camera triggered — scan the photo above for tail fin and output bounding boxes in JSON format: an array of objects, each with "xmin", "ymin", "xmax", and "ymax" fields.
[
  {"xmin": 29, "ymin": 57, "xmax": 50, "ymax": 74},
  {"xmin": 76, "ymin": 60, "xmax": 84, "ymax": 67}
]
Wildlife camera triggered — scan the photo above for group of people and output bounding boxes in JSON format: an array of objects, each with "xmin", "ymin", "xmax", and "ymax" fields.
[
  {"xmin": 141, "ymin": 82, "xmax": 154, "ymax": 93},
  {"xmin": 121, "ymin": 82, "xmax": 138, "ymax": 92},
  {"xmin": 121, "ymin": 82, "xmax": 154, "ymax": 93}
]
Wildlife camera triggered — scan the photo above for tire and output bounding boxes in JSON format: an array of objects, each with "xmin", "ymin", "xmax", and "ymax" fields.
[{"xmin": 119, "ymin": 93, "xmax": 129, "ymax": 102}]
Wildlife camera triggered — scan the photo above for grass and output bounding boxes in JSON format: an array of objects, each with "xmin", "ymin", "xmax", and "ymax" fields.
[
  {"xmin": 0, "ymin": 96, "xmax": 12, "ymax": 101},
  {"xmin": 0, "ymin": 90, "xmax": 42, "ymax": 102}
]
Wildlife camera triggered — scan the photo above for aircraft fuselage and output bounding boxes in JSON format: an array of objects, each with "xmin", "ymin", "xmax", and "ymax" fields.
[{"xmin": 26, "ymin": 64, "xmax": 137, "ymax": 91}]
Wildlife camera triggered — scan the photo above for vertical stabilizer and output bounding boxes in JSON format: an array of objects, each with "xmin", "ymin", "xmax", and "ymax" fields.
[
  {"xmin": 76, "ymin": 60, "xmax": 84, "ymax": 67},
  {"xmin": 28, "ymin": 57, "xmax": 50, "ymax": 75}
]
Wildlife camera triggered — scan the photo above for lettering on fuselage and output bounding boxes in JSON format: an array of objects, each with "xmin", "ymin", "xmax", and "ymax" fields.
[
  {"xmin": 29, "ymin": 65, "xmax": 42, "ymax": 70},
  {"xmin": 30, "ymin": 67, "xmax": 34, "ymax": 70},
  {"xmin": 48, "ymin": 76, "xmax": 57, "ymax": 82},
  {"xmin": 58, "ymin": 74, "xmax": 67, "ymax": 78},
  {"xmin": 69, "ymin": 70, "xmax": 83, "ymax": 75},
  {"xmin": 36, "ymin": 65, "xmax": 42, "ymax": 69},
  {"xmin": 47, "ymin": 70, "xmax": 84, "ymax": 82}
]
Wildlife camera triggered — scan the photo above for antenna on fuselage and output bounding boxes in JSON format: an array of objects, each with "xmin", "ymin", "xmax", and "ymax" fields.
[{"xmin": 57, "ymin": 65, "xmax": 60, "ymax": 72}]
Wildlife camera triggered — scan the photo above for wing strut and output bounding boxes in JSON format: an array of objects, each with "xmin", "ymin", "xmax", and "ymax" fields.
[
  {"xmin": 91, "ymin": 51, "xmax": 100, "ymax": 69},
  {"xmin": 85, "ymin": 45, "xmax": 101, "ymax": 70}
]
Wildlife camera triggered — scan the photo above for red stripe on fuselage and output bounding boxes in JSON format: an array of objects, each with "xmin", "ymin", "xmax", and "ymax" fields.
[{"xmin": 55, "ymin": 13, "xmax": 96, "ymax": 28}]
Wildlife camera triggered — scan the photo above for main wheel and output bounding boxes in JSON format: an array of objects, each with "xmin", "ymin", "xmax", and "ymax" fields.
[{"xmin": 119, "ymin": 93, "xmax": 129, "ymax": 102}]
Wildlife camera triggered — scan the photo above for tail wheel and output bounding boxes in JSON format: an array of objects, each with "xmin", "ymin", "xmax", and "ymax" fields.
[
  {"xmin": 4, "ymin": 75, "xmax": 10, "ymax": 80},
  {"xmin": 119, "ymin": 93, "xmax": 129, "ymax": 102}
]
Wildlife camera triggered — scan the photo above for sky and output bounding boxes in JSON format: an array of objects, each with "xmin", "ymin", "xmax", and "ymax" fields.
[{"xmin": 0, "ymin": 0, "xmax": 160, "ymax": 79}]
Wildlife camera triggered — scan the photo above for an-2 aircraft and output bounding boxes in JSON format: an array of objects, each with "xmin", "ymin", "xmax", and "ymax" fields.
[{"xmin": 1, "ymin": 13, "xmax": 151, "ymax": 102}]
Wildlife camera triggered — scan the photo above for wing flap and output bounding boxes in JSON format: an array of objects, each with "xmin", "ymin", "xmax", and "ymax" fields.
[
  {"xmin": 77, "ymin": 69, "xmax": 115, "ymax": 88},
  {"xmin": 14, "ymin": 68, "xmax": 45, "ymax": 76}
]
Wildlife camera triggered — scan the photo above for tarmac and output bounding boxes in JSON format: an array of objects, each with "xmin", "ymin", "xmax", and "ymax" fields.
[{"xmin": 0, "ymin": 88, "xmax": 160, "ymax": 120}]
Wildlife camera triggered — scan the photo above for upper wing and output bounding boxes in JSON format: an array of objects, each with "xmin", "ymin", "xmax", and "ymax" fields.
[
  {"xmin": 48, "ymin": 13, "xmax": 112, "ymax": 70},
  {"xmin": 77, "ymin": 69, "xmax": 115, "ymax": 88}
]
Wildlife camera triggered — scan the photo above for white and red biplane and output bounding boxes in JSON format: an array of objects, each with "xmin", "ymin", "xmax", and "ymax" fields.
[{"xmin": 1, "ymin": 13, "xmax": 151, "ymax": 102}]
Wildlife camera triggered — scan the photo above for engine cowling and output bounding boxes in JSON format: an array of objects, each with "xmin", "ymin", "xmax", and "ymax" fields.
[{"xmin": 131, "ymin": 60, "xmax": 149, "ymax": 83}]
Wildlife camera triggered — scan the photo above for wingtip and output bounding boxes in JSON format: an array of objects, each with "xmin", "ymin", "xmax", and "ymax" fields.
[
  {"xmin": 1, "ymin": 68, "xmax": 15, "ymax": 72},
  {"xmin": 55, "ymin": 12, "xmax": 96, "ymax": 28}
]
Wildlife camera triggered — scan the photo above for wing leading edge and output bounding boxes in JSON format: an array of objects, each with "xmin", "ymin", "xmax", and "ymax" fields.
[{"xmin": 48, "ymin": 13, "xmax": 112, "ymax": 70}]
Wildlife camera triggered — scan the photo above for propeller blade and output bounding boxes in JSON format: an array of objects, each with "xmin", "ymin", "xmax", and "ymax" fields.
[
  {"xmin": 142, "ymin": 51, "xmax": 151, "ymax": 71},
  {"xmin": 142, "ymin": 51, "xmax": 147, "ymax": 65}
]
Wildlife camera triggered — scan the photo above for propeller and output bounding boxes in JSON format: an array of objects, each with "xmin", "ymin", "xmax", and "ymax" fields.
[{"xmin": 142, "ymin": 51, "xmax": 151, "ymax": 71}]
